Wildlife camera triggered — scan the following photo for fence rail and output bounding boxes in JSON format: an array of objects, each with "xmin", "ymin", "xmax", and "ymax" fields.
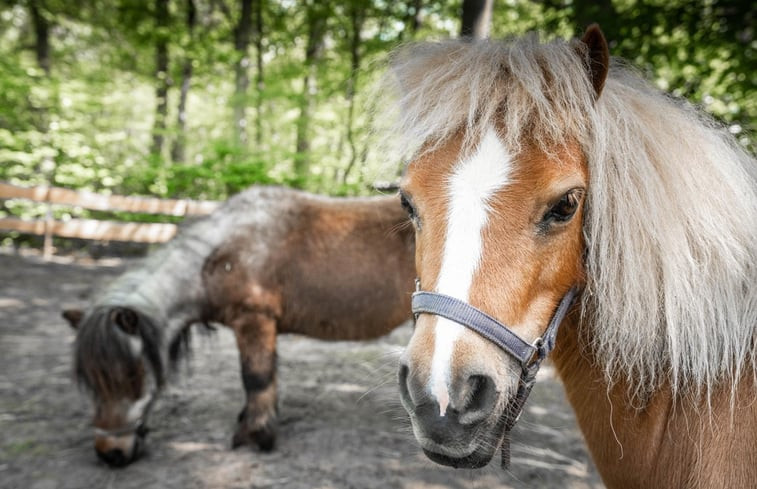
[
  {"xmin": 0, "ymin": 182, "xmax": 220, "ymax": 256},
  {"xmin": 0, "ymin": 182, "xmax": 218, "ymax": 216}
]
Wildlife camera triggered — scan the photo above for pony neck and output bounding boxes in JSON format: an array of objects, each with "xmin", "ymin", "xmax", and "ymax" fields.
[
  {"xmin": 551, "ymin": 314, "xmax": 757, "ymax": 488},
  {"xmin": 98, "ymin": 229, "xmax": 219, "ymax": 343}
]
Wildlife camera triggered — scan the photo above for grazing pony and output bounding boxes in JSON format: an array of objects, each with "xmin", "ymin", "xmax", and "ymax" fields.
[
  {"xmin": 390, "ymin": 26, "xmax": 757, "ymax": 488},
  {"xmin": 64, "ymin": 186, "xmax": 415, "ymax": 467}
]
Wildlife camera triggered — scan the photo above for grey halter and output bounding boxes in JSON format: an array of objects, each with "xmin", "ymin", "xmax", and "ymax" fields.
[{"xmin": 411, "ymin": 280, "xmax": 578, "ymax": 468}]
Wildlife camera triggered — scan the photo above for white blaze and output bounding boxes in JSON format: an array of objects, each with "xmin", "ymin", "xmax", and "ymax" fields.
[
  {"xmin": 428, "ymin": 127, "xmax": 512, "ymax": 415},
  {"xmin": 126, "ymin": 376, "xmax": 156, "ymax": 424}
]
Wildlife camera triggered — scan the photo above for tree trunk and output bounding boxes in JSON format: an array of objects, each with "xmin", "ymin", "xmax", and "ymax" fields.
[
  {"xmin": 29, "ymin": 0, "xmax": 50, "ymax": 75},
  {"xmin": 233, "ymin": 0, "xmax": 253, "ymax": 148},
  {"xmin": 460, "ymin": 0, "xmax": 493, "ymax": 40},
  {"xmin": 171, "ymin": 0, "xmax": 197, "ymax": 164},
  {"xmin": 341, "ymin": 3, "xmax": 364, "ymax": 184},
  {"xmin": 253, "ymin": 0, "xmax": 264, "ymax": 147},
  {"xmin": 409, "ymin": 0, "xmax": 422, "ymax": 36},
  {"xmin": 29, "ymin": 0, "xmax": 54, "ymax": 258},
  {"xmin": 399, "ymin": 0, "xmax": 423, "ymax": 40},
  {"xmin": 151, "ymin": 0, "xmax": 170, "ymax": 156},
  {"xmin": 294, "ymin": 2, "xmax": 327, "ymax": 179}
]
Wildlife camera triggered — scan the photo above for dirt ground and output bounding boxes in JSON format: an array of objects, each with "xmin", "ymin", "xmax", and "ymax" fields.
[{"xmin": 0, "ymin": 250, "xmax": 604, "ymax": 489}]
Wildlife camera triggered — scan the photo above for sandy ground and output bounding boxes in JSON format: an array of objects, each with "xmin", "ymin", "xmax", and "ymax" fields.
[{"xmin": 0, "ymin": 251, "xmax": 604, "ymax": 489}]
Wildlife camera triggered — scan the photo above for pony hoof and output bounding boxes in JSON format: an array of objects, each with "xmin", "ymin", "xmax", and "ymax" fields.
[
  {"xmin": 231, "ymin": 424, "xmax": 276, "ymax": 451},
  {"xmin": 231, "ymin": 430, "xmax": 249, "ymax": 449},
  {"xmin": 251, "ymin": 428, "xmax": 276, "ymax": 452}
]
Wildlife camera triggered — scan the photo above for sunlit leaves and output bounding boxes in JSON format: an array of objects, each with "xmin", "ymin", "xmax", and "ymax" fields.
[{"xmin": 0, "ymin": 0, "xmax": 752, "ymax": 219}]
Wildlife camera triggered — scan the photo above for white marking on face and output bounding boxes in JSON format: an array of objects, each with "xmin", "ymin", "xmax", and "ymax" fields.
[
  {"xmin": 127, "ymin": 378, "xmax": 155, "ymax": 424},
  {"xmin": 127, "ymin": 336, "xmax": 143, "ymax": 357},
  {"xmin": 428, "ymin": 127, "xmax": 512, "ymax": 415}
]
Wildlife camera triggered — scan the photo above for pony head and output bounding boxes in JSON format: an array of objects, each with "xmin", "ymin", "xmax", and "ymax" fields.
[
  {"xmin": 65, "ymin": 306, "xmax": 166, "ymax": 467},
  {"xmin": 393, "ymin": 19, "xmax": 757, "ymax": 469},
  {"xmin": 396, "ymin": 26, "xmax": 608, "ymax": 468}
]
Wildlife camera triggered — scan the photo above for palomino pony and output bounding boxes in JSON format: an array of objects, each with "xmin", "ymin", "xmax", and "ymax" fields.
[
  {"xmin": 63, "ymin": 185, "xmax": 415, "ymax": 467},
  {"xmin": 391, "ymin": 26, "xmax": 757, "ymax": 487}
]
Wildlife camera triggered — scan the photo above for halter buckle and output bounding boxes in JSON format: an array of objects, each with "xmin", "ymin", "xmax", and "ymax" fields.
[{"xmin": 533, "ymin": 336, "xmax": 547, "ymax": 361}]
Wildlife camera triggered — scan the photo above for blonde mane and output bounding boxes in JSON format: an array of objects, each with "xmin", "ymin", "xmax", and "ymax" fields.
[{"xmin": 382, "ymin": 34, "xmax": 757, "ymax": 401}]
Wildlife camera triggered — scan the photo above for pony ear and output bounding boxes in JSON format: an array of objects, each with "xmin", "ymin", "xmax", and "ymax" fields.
[
  {"xmin": 578, "ymin": 24, "xmax": 610, "ymax": 98},
  {"xmin": 111, "ymin": 307, "xmax": 139, "ymax": 336},
  {"xmin": 62, "ymin": 309, "xmax": 84, "ymax": 329}
]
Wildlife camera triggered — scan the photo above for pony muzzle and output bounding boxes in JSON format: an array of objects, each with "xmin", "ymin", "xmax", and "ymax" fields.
[
  {"xmin": 398, "ymin": 319, "xmax": 517, "ymax": 467},
  {"xmin": 93, "ymin": 424, "xmax": 148, "ymax": 467},
  {"xmin": 400, "ymin": 285, "xmax": 577, "ymax": 467},
  {"xmin": 399, "ymin": 357, "xmax": 521, "ymax": 469}
]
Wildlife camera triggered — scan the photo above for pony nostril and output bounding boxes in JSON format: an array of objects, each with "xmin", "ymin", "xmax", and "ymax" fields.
[
  {"xmin": 466, "ymin": 375, "xmax": 488, "ymax": 410},
  {"xmin": 459, "ymin": 375, "xmax": 496, "ymax": 425},
  {"xmin": 398, "ymin": 363, "xmax": 413, "ymax": 407}
]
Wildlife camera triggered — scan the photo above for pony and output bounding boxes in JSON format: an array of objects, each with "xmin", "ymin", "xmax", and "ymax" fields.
[
  {"xmin": 63, "ymin": 185, "xmax": 416, "ymax": 467},
  {"xmin": 388, "ymin": 25, "xmax": 757, "ymax": 487}
]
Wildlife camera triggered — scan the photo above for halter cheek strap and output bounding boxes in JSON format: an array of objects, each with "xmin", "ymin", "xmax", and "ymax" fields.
[{"xmin": 411, "ymin": 283, "xmax": 578, "ymax": 469}]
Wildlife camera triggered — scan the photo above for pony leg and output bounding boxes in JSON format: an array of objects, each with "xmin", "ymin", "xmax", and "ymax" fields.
[{"xmin": 230, "ymin": 311, "xmax": 278, "ymax": 451}]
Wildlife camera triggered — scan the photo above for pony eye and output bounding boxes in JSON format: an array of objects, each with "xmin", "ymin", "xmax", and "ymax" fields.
[
  {"xmin": 400, "ymin": 192, "xmax": 422, "ymax": 230},
  {"xmin": 400, "ymin": 193, "xmax": 416, "ymax": 219},
  {"xmin": 111, "ymin": 308, "xmax": 139, "ymax": 336},
  {"xmin": 543, "ymin": 189, "xmax": 582, "ymax": 225}
]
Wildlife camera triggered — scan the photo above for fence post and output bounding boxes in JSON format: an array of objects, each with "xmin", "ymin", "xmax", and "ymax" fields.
[{"xmin": 42, "ymin": 187, "xmax": 53, "ymax": 260}]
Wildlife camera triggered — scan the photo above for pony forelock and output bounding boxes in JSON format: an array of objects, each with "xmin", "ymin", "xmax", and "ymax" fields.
[
  {"xmin": 381, "ymin": 33, "xmax": 757, "ymax": 402},
  {"xmin": 377, "ymin": 34, "xmax": 597, "ymax": 159}
]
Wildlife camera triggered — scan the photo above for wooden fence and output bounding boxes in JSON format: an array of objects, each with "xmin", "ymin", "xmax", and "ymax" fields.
[{"xmin": 0, "ymin": 182, "xmax": 219, "ymax": 257}]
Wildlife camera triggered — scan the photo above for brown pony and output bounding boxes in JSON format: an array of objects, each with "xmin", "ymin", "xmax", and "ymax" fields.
[
  {"xmin": 389, "ymin": 26, "xmax": 757, "ymax": 487},
  {"xmin": 64, "ymin": 186, "xmax": 415, "ymax": 466}
]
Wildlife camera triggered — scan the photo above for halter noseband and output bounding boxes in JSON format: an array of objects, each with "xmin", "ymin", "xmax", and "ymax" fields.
[
  {"xmin": 92, "ymin": 388, "xmax": 157, "ymax": 439},
  {"xmin": 411, "ymin": 280, "xmax": 578, "ymax": 469},
  {"xmin": 93, "ymin": 420, "xmax": 150, "ymax": 438}
]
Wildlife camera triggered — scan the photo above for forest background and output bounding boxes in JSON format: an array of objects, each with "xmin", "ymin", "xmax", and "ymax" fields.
[{"xmin": 0, "ymin": 0, "xmax": 754, "ymax": 239}]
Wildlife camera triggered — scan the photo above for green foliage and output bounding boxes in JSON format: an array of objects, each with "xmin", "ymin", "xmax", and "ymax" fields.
[
  {"xmin": 537, "ymin": 0, "xmax": 755, "ymax": 150},
  {"xmin": 0, "ymin": 0, "xmax": 752, "ymax": 221},
  {"xmin": 165, "ymin": 140, "xmax": 278, "ymax": 197}
]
